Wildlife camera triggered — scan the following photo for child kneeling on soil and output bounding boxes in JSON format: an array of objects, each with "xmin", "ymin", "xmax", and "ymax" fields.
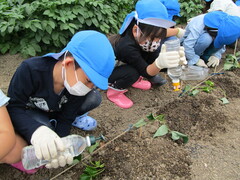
[
  {"xmin": 7, "ymin": 31, "xmax": 115, "ymax": 170},
  {"xmin": 0, "ymin": 89, "xmax": 38, "ymax": 174},
  {"xmin": 181, "ymin": 11, "xmax": 240, "ymax": 68},
  {"xmin": 107, "ymin": 0, "xmax": 186, "ymax": 109}
]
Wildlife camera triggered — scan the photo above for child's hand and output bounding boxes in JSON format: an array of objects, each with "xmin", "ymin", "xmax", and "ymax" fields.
[
  {"xmin": 196, "ymin": 59, "xmax": 208, "ymax": 68},
  {"xmin": 31, "ymin": 126, "xmax": 65, "ymax": 161},
  {"xmin": 207, "ymin": 56, "xmax": 220, "ymax": 67},
  {"xmin": 45, "ymin": 151, "xmax": 73, "ymax": 168},
  {"xmin": 155, "ymin": 44, "xmax": 180, "ymax": 69},
  {"xmin": 176, "ymin": 28, "xmax": 185, "ymax": 38}
]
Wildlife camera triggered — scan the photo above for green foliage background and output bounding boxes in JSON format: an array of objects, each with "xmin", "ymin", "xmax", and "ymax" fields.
[
  {"xmin": 0, "ymin": 0, "xmax": 203, "ymax": 57},
  {"xmin": 0, "ymin": 0, "xmax": 137, "ymax": 57}
]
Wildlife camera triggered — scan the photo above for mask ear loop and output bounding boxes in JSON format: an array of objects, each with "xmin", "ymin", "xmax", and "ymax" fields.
[{"xmin": 62, "ymin": 50, "xmax": 68, "ymax": 81}]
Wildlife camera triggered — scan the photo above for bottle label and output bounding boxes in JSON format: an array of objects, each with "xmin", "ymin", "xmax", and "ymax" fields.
[{"xmin": 172, "ymin": 82, "xmax": 181, "ymax": 91}]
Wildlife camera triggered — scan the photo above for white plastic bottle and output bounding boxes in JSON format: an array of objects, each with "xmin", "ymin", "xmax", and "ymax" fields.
[
  {"xmin": 180, "ymin": 65, "xmax": 209, "ymax": 80},
  {"xmin": 165, "ymin": 38, "xmax": 182, "ymax": 91},
  {"xmin": 22, "ymin": 134, "xmax": 104, "ymax": 170}
]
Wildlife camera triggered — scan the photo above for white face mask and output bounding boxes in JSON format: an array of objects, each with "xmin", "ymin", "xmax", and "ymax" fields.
[
  {"xmin": 62, "ymin": 51, "xmax": 91, "ymax": 96},
  {"xmin": 136, "ymin": 26, "xmax": 161, "ymax": 52},
  {"xmin": 139, "ymin": 39, "xmax": 161, "ymax": 52}
]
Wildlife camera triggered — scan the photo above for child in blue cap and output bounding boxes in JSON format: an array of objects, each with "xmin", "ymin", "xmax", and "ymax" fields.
[
  {"xmin": 236, "ymin": 0, "xmax": 240, "ymax": 6},
  {"xmin": 159, "ymin": 0, "xmax": 185, "ymax": 40},
  {"xmin": 7, "ymin": 30, "xmax": 115, "ymax": 169},
  {"xmin": 0, "ymin": 89, "xmax": 39, "ymax": 174},
  {"xmin": 107, "ymin": 0, "xmax": 186, "ymax": 109},
  {"xmin": 207, "ymin": 0, "xmax": 240, "ymax": 16},
  {"xmin": 181, "ymin": 11, "xmax": 240, "ymax": 67}
]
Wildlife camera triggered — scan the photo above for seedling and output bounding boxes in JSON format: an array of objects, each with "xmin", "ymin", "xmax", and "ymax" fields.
[
  {"xmin": 224, "ymin": 51, "xmax": 240, "ymax": 70},
  {"xmin": 134, "ymin": 113, "xmax": 189, "ymax": 144},
  {"xmin": 80, "ymin": 161, "xmax": 105, "ymax": 180},
  {"xmin": 181, "ymin": 80, "xmax": 215, "ymax": 96}
]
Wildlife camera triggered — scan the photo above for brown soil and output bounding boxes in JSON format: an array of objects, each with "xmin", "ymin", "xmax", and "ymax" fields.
[{"xmin": 0, "ymin": 47, "xmax": 240, "ymax": 180}]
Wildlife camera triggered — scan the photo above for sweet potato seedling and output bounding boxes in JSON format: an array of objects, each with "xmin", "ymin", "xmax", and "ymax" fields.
[{"xmin": 134, "ymin": 113, "xmax": 189, "ymax": 144}]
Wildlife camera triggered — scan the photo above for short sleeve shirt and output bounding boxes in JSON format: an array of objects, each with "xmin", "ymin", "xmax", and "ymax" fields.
[{"xmin": 0, "ymin": 89, "xmax": 10, "ymax": 107}]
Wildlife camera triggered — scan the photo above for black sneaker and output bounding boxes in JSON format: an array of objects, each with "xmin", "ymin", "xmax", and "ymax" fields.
[{"xmin": 148, "ymin": 74, "xmax": 167, "ymax": 87}]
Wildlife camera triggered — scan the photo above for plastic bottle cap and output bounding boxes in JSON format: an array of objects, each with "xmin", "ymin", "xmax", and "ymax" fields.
[
  {"xmin": 172, "ymin": 82, "xmax": 181, "ymax": 91},
  {"xmin": 86, "ymin": 136, "xmax": 92, "ymax": 147}
]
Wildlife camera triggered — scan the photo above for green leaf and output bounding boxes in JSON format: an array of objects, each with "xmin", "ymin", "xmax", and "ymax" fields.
[
  {"xmin": 146, "ymin": 113, "xmax": 154, "ymax": 121},
  {"xmin": 74, "ymin": 154, "xmax": 82, "ymax": 161},
  {"xmin": 220, "ymin": 97, "xmax": 229, "ymax": 104},
  {"xmin": 133, "ymin": 119, "xmax": 147, "ymax": 128},
  {"xmin": 171, "ymin": 131, "xmax": 188, "ymax": 143},
  {"xmin": 153, "ymin": 125, "xmax": 169, "ymax": 138},
  {"xmin": 46, "ymin": 25, "xmax": 52, "ymax": 34},
  {"xmin": 190, "ymin": 89, "xmax": 200, "ymax": 96},
  {"xmin": 205, "ymin": 80, "xmax": 214, "ymax": 87},
  {"xmin": 80, "ymin": 173, "xmax": 91, "ymax": 180},
  {"xmin": 35, "ymin": 34, "xmax": 41, "ymax": 42},
  {"xmin": 155, "ymin": 114, "xmax": 165, "ymax": 122},
  {"xmin": 0, "ymin": 43, "xmax": 10, "ymax": 54},
  {"xmin": 30, "ymin": 25, "xmax": 37, "ymax": 32},
  {"xmin": 85, "ymin": 19, "xmax": 92, "ymax": 26},
  {"xmin": 48, "ymin": 21, "xmax": 55, "ymax": 29},
  {"xmin": 224, "ymin": 62, "xmax": 234, "ymax": 70},
  {"xmin": 26, "ymin": 46, "xmax": 36, "ymax": 56},
  {"xmin": 34, "ymin": 22, "xmax": 42, "ymax": 30},
  {"xmin": 51, "ymin": 32, "xmax": 58, "ymax": 41},
  {"xmin": 201, "ymin": 86, "xmax": 213, "ymax": 93},
  {"xmin": 32, "ymin": 43, "xmax": 41, "ymax": 52},
  {"xmin": 184, "ymin": 85, "xmax": 191, "ymax": 92},
  {"xmin": 72, "ymin": 158, "xmax": 80, "ymax": 165},
  {"xmin": 8, "ymin": 26, "xmax": 14, "ymax": 33},
  {"xmin": 87, "ymin": 142, "xmax": 99, "ymax": 154}
]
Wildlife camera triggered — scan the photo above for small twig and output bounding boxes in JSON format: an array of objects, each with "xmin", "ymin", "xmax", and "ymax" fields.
[
  {"xmin": 233, "ymin": 39, "xmax": 238, "ymax": 56},
  {"xmin": 138, "ymin": 126, "xmax": 143, "ymax": 138},
  {"xmin": 50, "ymin": 125, "xmax": 133, "ymax": 180}
]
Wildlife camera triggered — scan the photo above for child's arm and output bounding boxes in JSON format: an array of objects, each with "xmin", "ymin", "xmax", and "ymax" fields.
[
  {"xmin": 167, "ymin": 28, "xmax": 185, "ymax": 38},
  {"xmin": 0, "ymin": 103, "xmax": 16, "ymax": 160}
]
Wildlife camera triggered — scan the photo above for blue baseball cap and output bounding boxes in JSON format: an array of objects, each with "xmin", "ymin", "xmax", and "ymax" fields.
[
  {"xmin": 119, "ymin": 0, "xmax": 176, "ymax": 34},
  {"xmin": 204, "ymin": 11, "xmax": 240, "ymax": 49},
  {"xmin": 44, "ymin": 31, "xmax": 115, "ymax": 90},
  {"xmin": 205, "ymin": 0, "xmax": 211, "ymax": 2},
  {"xmin": 159, "ymin": 0, "xmax": 181, "ymax": 20},
  {"xmin": 236, "ymin": 0, "xmax": 240, "ymax": 6}
]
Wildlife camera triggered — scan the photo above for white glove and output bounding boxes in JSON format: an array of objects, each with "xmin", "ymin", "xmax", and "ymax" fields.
[
  {"xmin": 178, "ymin": 46, "xmax": 187, "ymax": 65},
  {"xmin": 196, "ymin": 59, "xmax": 208, "ymax": 68},
  {"xmin": 207, "ymin": 56, "xmax": 220, "ymax": 67},
  {"xmin": 31, "ymin": 126, "xmax": 65, "ymax": 160},
  {"xmin": 155, "ymin": 44, "xmax": 180, "ymax": 69},
  {"xmin": 45, "ymin": 150, "xmax": 73, "ymax": 169},
  {"xmin": 176, "ymin": 28, "xmax": 185, "ymax": 38}
]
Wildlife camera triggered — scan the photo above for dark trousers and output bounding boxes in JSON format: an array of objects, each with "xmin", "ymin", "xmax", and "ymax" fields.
[
  {"xmin": 108, "ymin": 64, "xmax": 165, "ymax": 89},
  {"xmin": 25, "ymin": 89, "xmax": 101, "ymax": 138},
  {"xmin": 108, "ymin": 64, "xmax": 139, "ymax": 89},
  {"xmin": 201, "ymin": 42, "xmax": 221, "ymax": 62}
]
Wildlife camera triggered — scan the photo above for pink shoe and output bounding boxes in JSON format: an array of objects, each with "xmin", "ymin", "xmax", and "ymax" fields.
[
  {"xmin": 107, "ymin": 87, "xmax": 133, "ymax": 109},
  {"xmin": 132, "ymin": 76, "xmax": 151, "ymax": 90},
  {"xmin": 11, "ymin": 161, "xmax": 39, "ymax": 174}
]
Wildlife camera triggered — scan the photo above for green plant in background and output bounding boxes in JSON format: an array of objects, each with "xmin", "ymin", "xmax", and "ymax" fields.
[
  {"xmin": 224, "ymin": 51, "xmax": 240, "ymax": 70},
  {"xmin": 0, "ymin": 0, "xmax": 136, "ymax": 57},
  {"xmin": 80, "ymin": 161, "xmax": 105, "ymax": 180},
  {"xmin": 177, "ymin": 0, "xmax": 204, "ymax": 24},
  {"xmin": 134, "ymin": 113, "xmax": 189, "ymax": 144}
]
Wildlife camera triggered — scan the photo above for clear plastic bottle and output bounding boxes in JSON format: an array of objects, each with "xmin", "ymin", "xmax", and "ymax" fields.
[
  {"xmin": 180, "ymin": 65, "xmax": 209, "ymax": 80},
  {"xmin": 22, "ymin": 134, "xmax": 104, "ymax": 170},
  {"xmin": 165, "ymin": 38, "xmax": 182, "ymax": 91}
]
